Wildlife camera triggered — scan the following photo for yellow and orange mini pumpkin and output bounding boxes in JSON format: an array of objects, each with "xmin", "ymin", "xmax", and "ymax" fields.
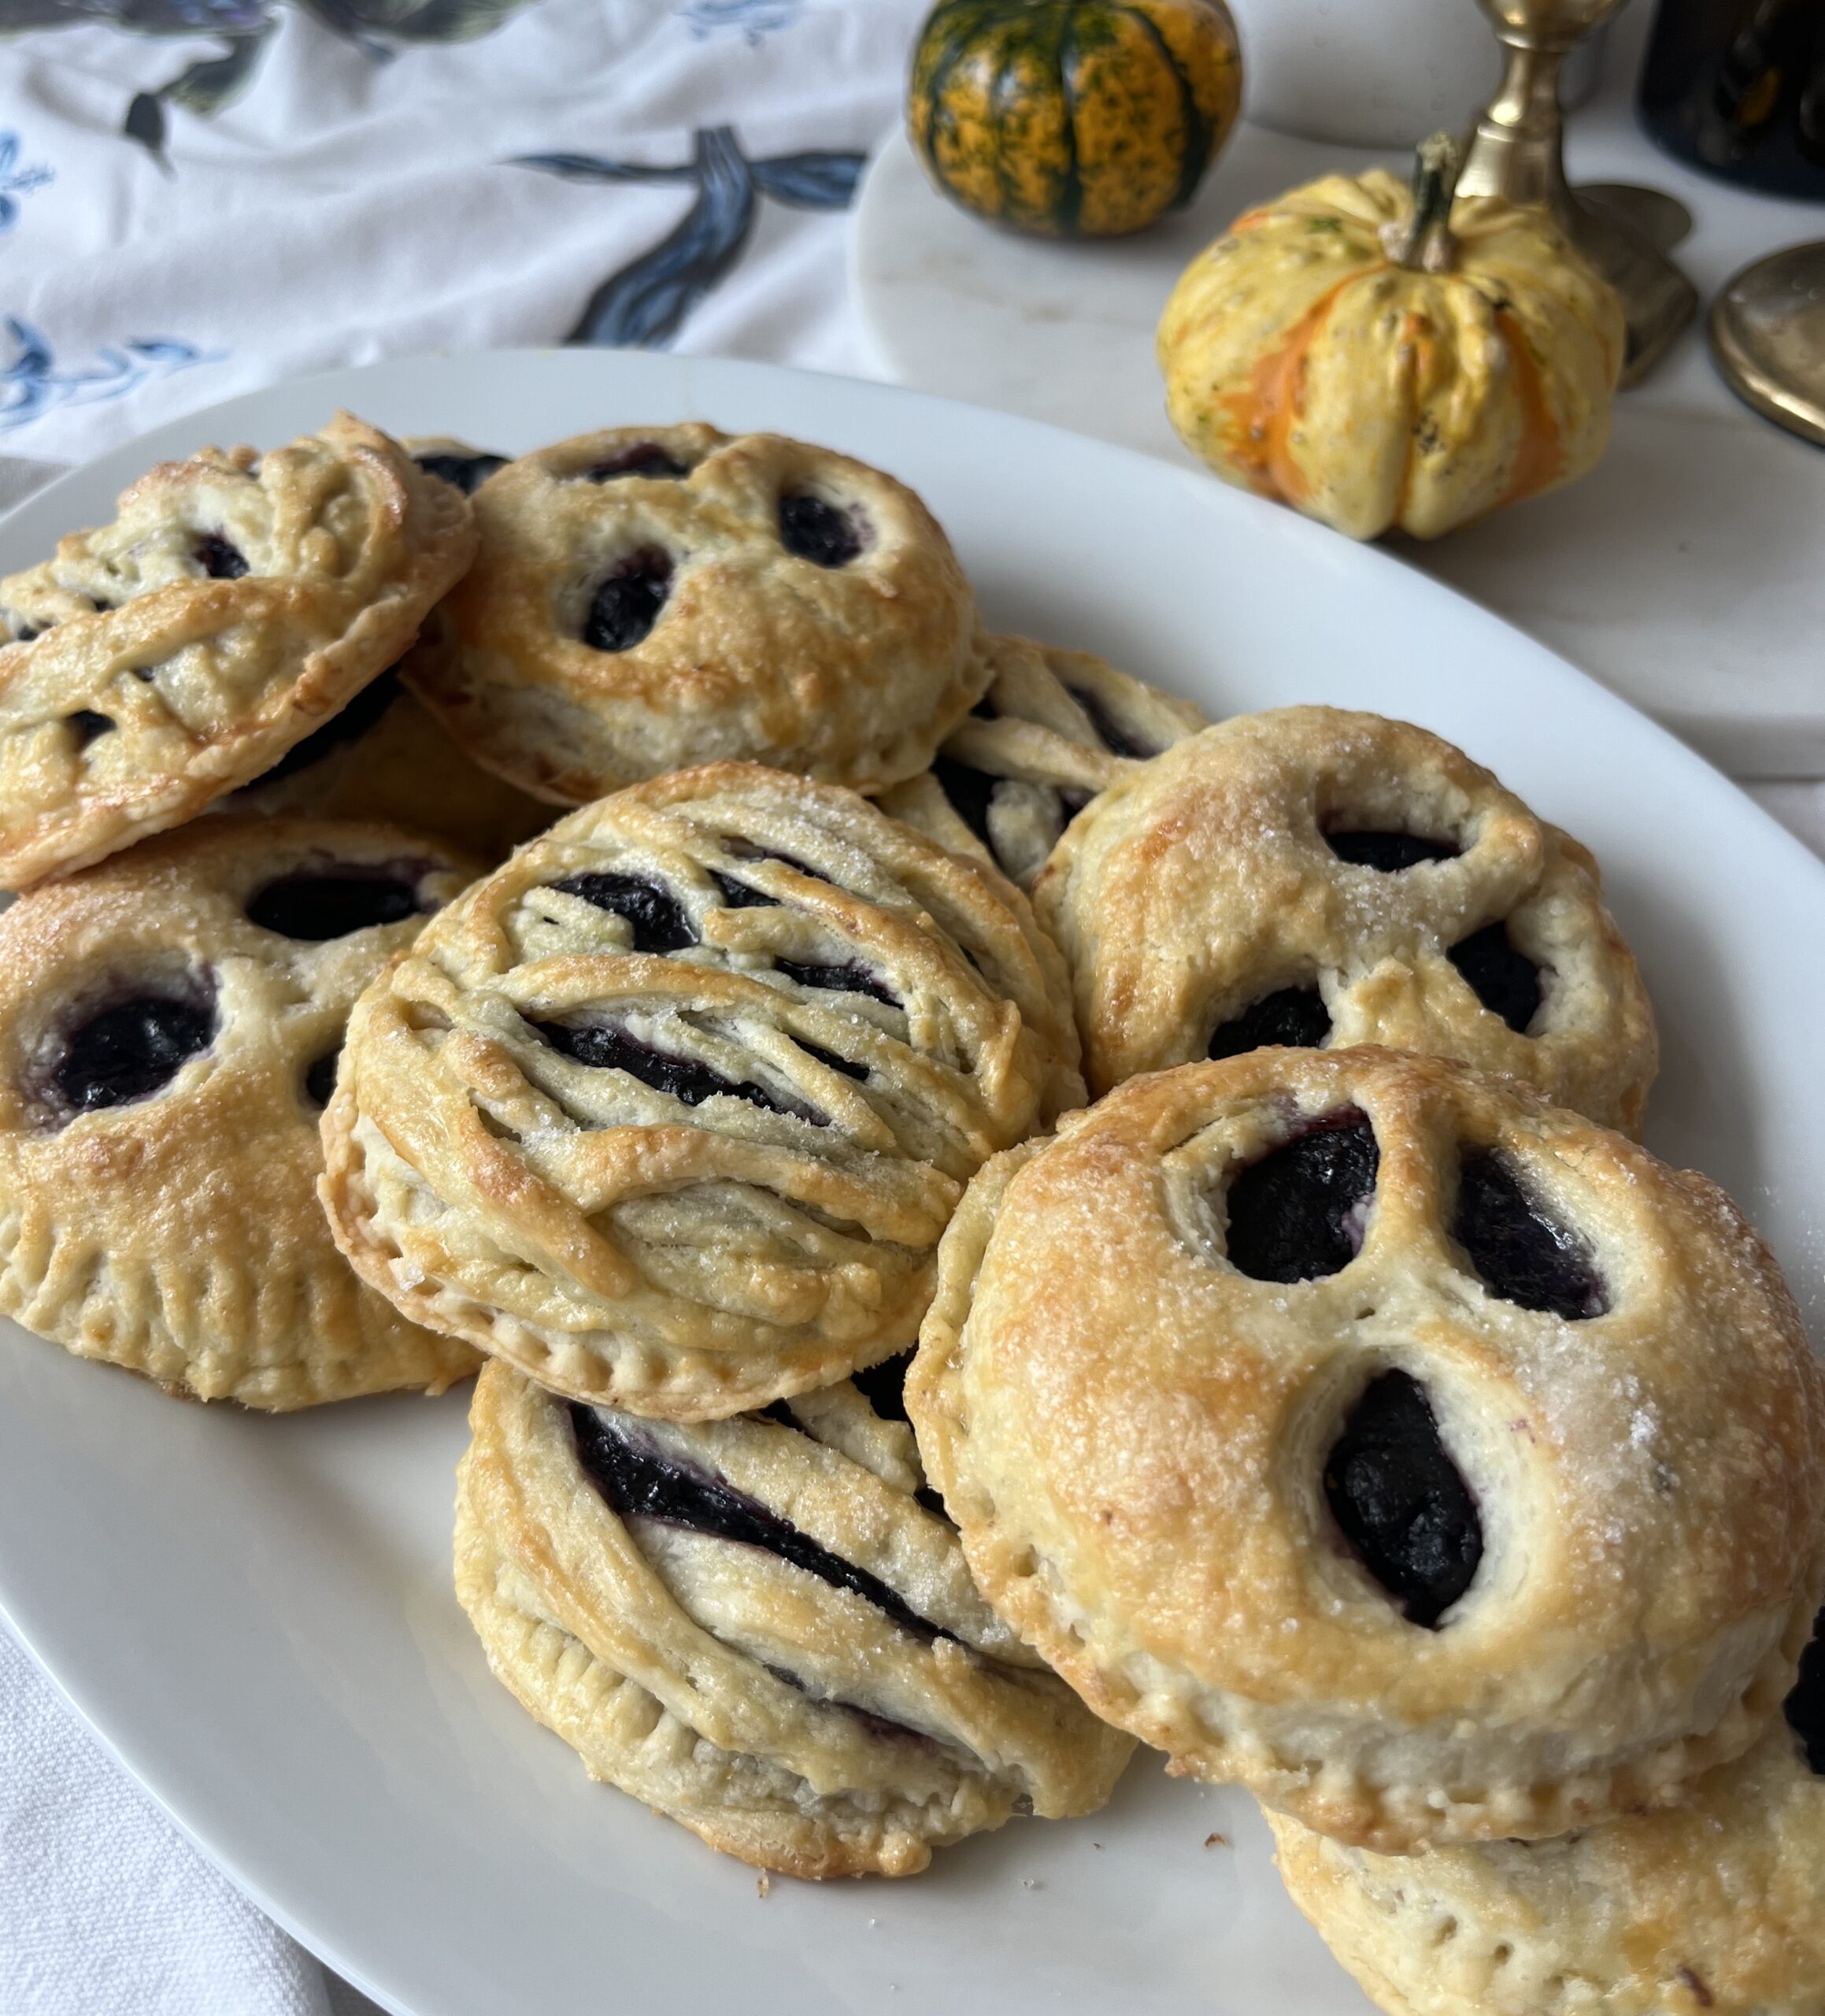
[{"xmin": 1157, "ymin": 135, "xmax": 1625, "ymax": 539}]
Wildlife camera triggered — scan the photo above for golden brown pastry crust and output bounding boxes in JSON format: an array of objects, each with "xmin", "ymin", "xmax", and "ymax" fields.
[
  {"xmin": 409, "ymin": 424, "xmax": 986, "ymax": 803},
  {"xmin": 0, "ymin": 817, "xmax": 483, "ymax": 1407},
  {"xmin": 0, "ymin": 413, "xmax": 476, "ymax": 889},
  {"xmin": 320, "ymin": 762, "xmax": 1082, "ymax": 1420},
  {"xmin": 906, "ymin": 1047, "xmax": 1825, "ymax": 1853},
  {"xmin": 1033, "ymin": 707, "xmax": 1657, "ymax": 1129},
  {"xmin": 879, "ymin": 632, "xmax": 1210, "ymax": 890},
  {"xmin": 456, "ymin": 1358, "xmax": 1132, "ymax": 1877}
]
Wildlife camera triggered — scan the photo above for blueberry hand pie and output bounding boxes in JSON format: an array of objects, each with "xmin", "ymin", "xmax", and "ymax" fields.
[
  {"xmin": 0, "ymin": 413, "xmax": 476, "ymax": 889},
  {"xmin": 320, "ymin": 762, "xmax": 1082, "ymax": 1421},
  {"xmin": 1033, "ymin": 707, "xmax": 1657, "ymax": 1129},
  {"xmin": 878, "ymin": 632, "xmax": 1209, "ymax": 889},
  {"xmin": 406, "ymin": 424, "xmax": 987, "ymax": 803},
  {"xmin": 0, "ymin": 817, "xmax": 483, "ymax": 1407},
  {"xmin": 456, "ymin": 1355, "xmax": 1133, "ymax": 1877},
  {"xmin": 907, "ymin": 1047, "xmax": 1825, "ymax": 1853},
  {"xmin": 1270, "ymin": 1601, "xmax": 1825, "ymax": 2014}
]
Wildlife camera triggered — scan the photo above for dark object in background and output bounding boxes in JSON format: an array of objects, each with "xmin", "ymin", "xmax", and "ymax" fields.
[{"xmin": 1639, "ymin": 0, "xmax": 1825, "ymax": 197}]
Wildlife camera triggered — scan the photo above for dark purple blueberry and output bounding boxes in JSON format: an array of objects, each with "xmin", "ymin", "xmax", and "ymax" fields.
[
  {"xmin": 570, "ymin": 1404, "xmax": 948, "ymax": 1642},
  {"xmin": 1325, "ymin": 831, "xmax": 1459, "ymax": 871},
  {"xmin": 778, "ymin": 494, "xmax": 864, "ymax": 568},
  {"xmin": 1057, "ymin": 785, "xmax": 1096, "ymax": 821},
  {"xmin": 11, "ymin": 623, "xmax": 43, "ymax": 643},
  {"xmin": 412, "ymin": 448, "xmax": 508, "ymax": 495},
  {"xmin": 529, "ymin": 1018, "xmax": 816, "ymax": 1122},
  {"xmin": 246, "ymin": 668, "xmax": 402, "ymax": 790},
  {"xmin": 712, "ymin": 872, "xmax": 776, "ymax": 910},
  {"xmin": 1449, "ymin": 922, "xmax": 1542, "ymax": 1033},
  {"xmin": 1064, "ymin": 683, "xmax": 1156, "ymax": 761},
  {"xmin": 247, "ymin": 871, "xmax": 426, "ymax": 941},
  {"xmin": 53, "ymin": 992, "xmax": 215, "ymax": 1114},
  {"xmin": 776, "ymin": 958, "xmax": 899, "ymax": 1008},
  {"xmin": 720, "ymin": 837, "xmax": 830, "ymax": 883},
  {"xmin": 792, "ymin": 1036, "xmax": 867, "ymax": 1080},
  {"xmin": 583, "ymin": 548, "xmax": 672, "ymax": 653},
  {"xmin": 1325, "ymin": 1369, "xmax": 1483, "ymax": 1628},
  {"xmin": 302, "ymin": 1047, "xmax": 340, "ymax": 1109},
  {"xmin": 193, "ymin": 532, "xmax": 249, "ymax": 580},
  {"xmin": 1452, "ymin": 1153, "xmax": 1605, "ymax": 1320},
  {"xmin": 851, "ymin": 1349, "xmax": 915, "ymax": 1424},
  {"xmin": 582, "ymin": 443, "xmax": 689, "ymax": 482},
  {"xmin": 1209, "ymin": 985, "xmax": 1331, "ymax": 1059},
  {"xmin": 551, "ymin": 872, "xmax": 694, "ymax": 953},
  {"xmin": 1224, "ymin": 1111, "xmax": 1378, "ymax": 1284},
  {"xmin": 65, "ymin": 710, "xmax": 114, "ymax": 750},
  {"xmin": 931, "ymin": 754, "xmax": 998, "ymax": 848},
  {"xmin": 1785, "ymin": 1606, "xmax": 1825, "ymax": 1773}
]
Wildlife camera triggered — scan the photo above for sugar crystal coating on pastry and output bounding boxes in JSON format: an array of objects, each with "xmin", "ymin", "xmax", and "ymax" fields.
[
  {"xmin": 1033, "ymin": 706, "xmax": 1657, "ymax": 1129},
  {"xmin": 906, "ymin": 1046, "xmax": 1825, "ymax": 1854},
  {"xmin": 456, "ymin": 1355, "xmax": 1133, "ymax": 1877},
  {"xmin": 320, "ymin": 762, "xmax": 1082, "ymax": 1420},
  {"xmin": 0, "ymin": 412, "xmax": 477, "ymax": 888},
  {"xmin": 405, "ymin": 424, "xmax": 987, "ymax": 803},
  {"xmin": 879, "ymin": 631, "xmax": 1209, "ymax": 889},
  {"xmin": 0, "ymin": 817, "xmax": 483, "ymax": 1407},
  {"xmin": 1269, "ymin": 1600, "xmax": 1825, "ymax": 2015}
]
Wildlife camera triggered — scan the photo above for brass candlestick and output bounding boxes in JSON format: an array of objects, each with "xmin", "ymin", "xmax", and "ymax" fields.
[{"xmin": 1457, "ymin": 0, "xmax": 1698, "ymax": 385}]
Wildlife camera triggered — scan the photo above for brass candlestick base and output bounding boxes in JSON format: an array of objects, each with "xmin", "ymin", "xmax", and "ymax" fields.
[{"xmin": 1457, "ymin": 0, "xmax": 1697, "ymax": 387}]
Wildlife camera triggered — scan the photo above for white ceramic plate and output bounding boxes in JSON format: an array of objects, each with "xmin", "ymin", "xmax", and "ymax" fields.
[{"xmin": 1, "ymin": 350, "xmax": 1820, "ymax": 2016}]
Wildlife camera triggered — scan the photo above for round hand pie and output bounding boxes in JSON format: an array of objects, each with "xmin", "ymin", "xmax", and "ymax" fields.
[
  {"xmin": 320, "ymin": 762, "xmax": 1081, "ymax": 1421},
  {"xmin": 1269, "ymin": 1602, "xmax": 1825, "ymax": 2015},
  {"xmin": 456, "ymin": 1354, "xmax": 1133, "ymax": 1877},
  {"xmin": 0, "ymin": 413, "xmax": 476, "ymax": 888},
  {"xmin": 879, "ymin": 632, "xmax": 1209, "ymax": 889},
  {"xmin": 906, "ymin": 1047, "xmax": 1825, "ymax": 1853},
  {"xmin": 0, "ymin": 817, "xmax": 483, "ymax": 1408},
  {"xmin": 406, "ymin": 424, "xmax": 987, "ymax": 803},
  {"xmin": 1033, "ymin": 706, "xmax": 1657, "ymax": 1129}
]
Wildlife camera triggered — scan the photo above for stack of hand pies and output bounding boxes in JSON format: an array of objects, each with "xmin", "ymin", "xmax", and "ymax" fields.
[{"xmin": 2, "ymin": 411, "xmax": 1819, "ymax": 2002}]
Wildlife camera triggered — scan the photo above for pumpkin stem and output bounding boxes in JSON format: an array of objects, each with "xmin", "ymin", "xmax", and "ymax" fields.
[{"xmin": 1383, "ymin": 131, "xmax": 1464, "ymax": 274}]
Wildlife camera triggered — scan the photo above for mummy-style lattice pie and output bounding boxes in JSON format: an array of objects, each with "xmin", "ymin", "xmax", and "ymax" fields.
[
  {"xmin": 0, "ymin": 817, "xmax": 483, "ymax": 1408},
  {"xmin": 1034, "ymin": 707, "xmax": 1657, "ymax": 1128},
  {"xmin": 406, "ymin": 424, "xmax": 987, "ymax": 803},
  {"xmin": 1270, "ymin": 1603, "xmax": 1825, "ymax": 2015},
  {"xmin": 456, "ymin": 1355, "xmax": 1133, "ymax": 1877},
  {"xmin": 907, "ymin": 1047, "xmax": 1825, "ymax": 1854},
  {"xmin": 0, "ymin": 413, "xmax": 476, "ymax": 889},
  {"xmin": 879, "ymin": 632, "xmax": 1209, "ymax": 889},
  {"xmin": 320, "ymin": 762, "xmax": 1082, "ymax": 1420}
]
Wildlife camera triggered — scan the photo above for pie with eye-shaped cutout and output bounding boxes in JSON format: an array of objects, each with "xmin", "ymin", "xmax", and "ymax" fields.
[
  {"xmin": 402, "ymin": 424, "xmax": 987, "ymax": 805},
  {"xmin": 905, "ymin": 1047, "xmax": 1825, "ymax": 1855},
  {"xmin": 0, "ymin": 817, "xmax": 483, "ymax": 1407},
  {"xmin": 455, "ymin": 1354, "xmax": 1133, "ymax": 1877},
  {"xmin": 877, "ymin": 632, "xmax": 1210, "ymax": 890},
  {"xmin": 0, "ymin": 413, "xmax": 476, "ymax": 890},
  {"xmin": 1269, "ymin": 1600, "xmax": 1825, "ymax": 2015},
  {"xmin": 319, "ymin": 761, "xmax": 1082, "ymax": 1421},
  {"xmin": 1032, "ymin": 707, "xmax": 1657, "ymax": 1131}
]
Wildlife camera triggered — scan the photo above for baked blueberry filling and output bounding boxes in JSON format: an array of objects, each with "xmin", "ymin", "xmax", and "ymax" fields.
[
  {"xmin": 851, "ymin": 1348, "xmax": 913, "ymax": 1425},
  {"xmin": 65, "ymin": 710, "xmax": 114, "ymax": 750},
  {"xmin": 245, "ymin": 666, "xmax": 402, "ymax": 788},
  {"xmin": 529, "ymin": 1018, "xmax": 815, "ymax": 1122},
  {"xmin": 570, "ymin": 1403, "xmax": 950, "ymax": 1643},
  {"xmin": 792, "ymin": 1036, "xmax": 868, "ymax": 1080},
  {"xmin": 1208, "ymin": 985, "xmax": 1331, "ymax": 1059},
  {"xmin": 247, "ymin": 870, "xmax": 425, "ymax": 940},
  {"xmin": 776, "ymin": 958, "xmax": 899, "ymax": 1008},
  {"xmin": 1325, "ymin": 1369, "xmax": 1483, "ymax": 1628},
  {"xmin": 1224, "ymin": 1111, "xmax": 1378, "ymax": 1284},
  {"xmin": 1453, "ymin": 1151, "xmax": 1606, "ymax": 1319},
  {"xmin": 411, "ymin": 448, "xmax": 508, "ymax": 494},
  {"xmin": 1325, "ymin": 830, "xmax": 1458, "ymax": 871},
  {"xmin": 1786, "ymin": 1606, "xmax": 1825, "ymax": 1773},
  {"xmin": 11, "ymin": 623, "xmax": 43, "ymax": 642},
  {"xmin": 969, "ymin": 694, "xmax": 998, "ymax": 720},
  {"xmin": 712, "ymin": 872, "xmax": 776, "ymax": 910},
  {"xmin": 931, "ymin": 754, "xmax": 998, "ymax": 848},
  {"xmin": 1449, "ymin": 921, "xmax": 1542, "ymax": 1033},
  {"xmin": 53, "ymin": 991, "xmax": 216, "ymax": 1114},
  {"xmin": 552, "ymin": 872, "xmax": 695, "ymax": 953},
  {"xmin": 302, "ymin": 1047, "xmax": 339, "ymax": 1109},
  {"xmin": 193, "ymin": 532, "xmax": 249, "ymax": 580},
  {"xmin": 778, "ymin": 494, "xmax": 864, "ymax": 568},
  {"xmin": 1064, "ymin": 684, "xmax": 1154, "ymax": 761},
  {"xmin": 583, "ymin": 443, "xmax": 689, "ymax": 481},
  {"xmin": 583, "ymin": 547, "xmax": 672, "ymax": 652}
]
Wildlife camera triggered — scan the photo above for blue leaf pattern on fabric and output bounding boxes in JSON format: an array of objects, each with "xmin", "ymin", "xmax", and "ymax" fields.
[
  {"xmin": 0, "ymin": 318, "xmax": 221, "ymax": 433},
  {"xmin": 675, "ymin": 0, "xmax": 803, "ymax": 43},
  {"xmin": 0, "ymin": 130, "xmax": 54, "ymax": 232}
]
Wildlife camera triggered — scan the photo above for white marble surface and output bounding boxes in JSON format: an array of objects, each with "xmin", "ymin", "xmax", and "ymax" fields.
[{"xmin": 853, "ymin": 17, "xmax": 1825, "ymax": 778}]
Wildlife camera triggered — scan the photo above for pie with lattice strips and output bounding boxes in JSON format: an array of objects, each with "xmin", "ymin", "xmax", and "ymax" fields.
[
  {"xmin": 405, "ymin": 423, "xmax": 987, "ymax": 804},
  {"xmin": 879, "ymin": 632, "xmax": 1209, "ymax": 889},
  {"xmin": 457, "ymin": 1354, "xmax": 1132, "ymax": 1877},
  {"xmin": 1270, "ymin": 1599, "xmax": 1825, "ymax": 2015},
  {"xmin": 320, "ymin": 762, "xmax": 1081, "ymax": 1421},
  {"xmin": 0, "ymin": 413, "xmax": 476, "ymax": 889},
  {"xmin": 1034, "ymin": 706, "xmax": 1657, "ymax": 1130},
  {"xmin": 907, "ymin": 1047, "xmax": 1825, "ymax": 1854},
  {"xmin": 0, "ymin": 817, "xmax": 483, "ymax": 1408}
]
